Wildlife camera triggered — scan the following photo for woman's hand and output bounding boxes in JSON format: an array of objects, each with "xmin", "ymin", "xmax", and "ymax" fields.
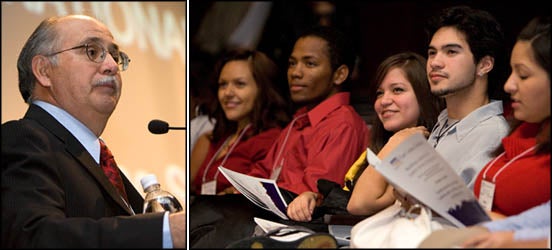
[
  {"xmin": 387, "ymin": 126, "xmax": 429, "ymax": 148},
  {"xmin": 378, "ymin": 126, "xmax": 429, "ymax": 159}
]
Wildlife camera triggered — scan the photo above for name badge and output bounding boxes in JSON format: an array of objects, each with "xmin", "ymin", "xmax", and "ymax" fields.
[
  {"xmin": 201, "ymin": 180, "xmax": 217, "ymax": 195},
  {"xmin": 478, "ymin": 180, "xmax": 496, "ymax": 211}
]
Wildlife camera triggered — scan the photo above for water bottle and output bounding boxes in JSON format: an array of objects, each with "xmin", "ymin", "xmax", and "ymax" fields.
[{"xmin": 140, "ymin": 174, "xmax": 183, "ymax": 213}]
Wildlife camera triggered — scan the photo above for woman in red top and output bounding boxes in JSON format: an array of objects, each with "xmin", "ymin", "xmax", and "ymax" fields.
[
  {"xmin": 191, "ymin": 49, "xmax": 291, "ymax": 195},
  {"xmin": 473, "ymin": 16, "xmax": 550, "ymax": 218}
]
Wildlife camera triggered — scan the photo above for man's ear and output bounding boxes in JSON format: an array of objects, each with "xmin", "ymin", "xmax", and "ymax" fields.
[
  {"xmin": 477, "ymin": 55, "xmax": 494, "ymax": 76},
  {"xmin": 32, "ymin": 55, "xmax": 53, "ymax": 87},
  {"xmin": 333, "ymin": 65, "xmax": 349, "ymax": 86}
]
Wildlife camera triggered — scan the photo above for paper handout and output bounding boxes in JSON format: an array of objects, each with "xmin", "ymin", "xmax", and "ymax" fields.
[
  {"xmin": 366, "ymin": 133, "xmax": 491, "ymax": 227},
  {"xmin": 218, "ymin": 166, "xmax": 289, "ymax": 219},
  {"xmin": 254, "ymin": 217, "xmax": 311, "ymax": 241}
]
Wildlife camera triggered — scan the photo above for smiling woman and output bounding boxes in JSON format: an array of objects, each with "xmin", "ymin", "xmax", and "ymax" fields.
[
  {"xmin": 190, "ymin": 49, "xmax": 291, "ymax": 195},
  {"xmin": 1, "ymin": 1, "xmax": 186, "ymax": 204}
]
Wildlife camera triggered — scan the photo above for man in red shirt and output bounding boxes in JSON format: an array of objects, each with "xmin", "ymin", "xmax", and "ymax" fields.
[{"xmin": 245, "ymin": 26, "xmax": 369, "ymax": 203}]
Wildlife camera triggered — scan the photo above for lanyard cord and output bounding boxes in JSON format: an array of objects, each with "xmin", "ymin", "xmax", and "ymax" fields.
[
  {"xmin": 482, "ymin": 145, "xmax": 538, "ymax": 182},
  {"xmin": 272, "ymin": 113, "xmax": 308, "ymax": 171},
  {"xmin": 432, "ymin": 118, "xmax": 459, "ymax": 148},
  {"xmin": 202, "ymin": 123, "xmax": 252, "ymax": 183}
]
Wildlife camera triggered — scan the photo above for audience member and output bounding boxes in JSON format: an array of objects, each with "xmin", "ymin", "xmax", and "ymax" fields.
[
  {"xmin": 345, "ymin": 52, "xmax": 444, "ymax": 216},
  {"xmin": 423, "ymin": 5, "xmax": 511, "ymax": 190},
  {"xmin": 1, "ymin": 15, "xmax": 184, "ymax": 248},
  {"xmin": 190, "ymin": 49, "xmax": 291, "ymax": 195},
  {"xmin": 421, "ymin": 15, "xmax": 551, "ymax": 249},
  {"xmin": 250, "ymin": 26, "xmax": 369, "ymax": 194},
  {"xmin": 472, "ymin": 15, "xmax": 550, "ymax": 218}
]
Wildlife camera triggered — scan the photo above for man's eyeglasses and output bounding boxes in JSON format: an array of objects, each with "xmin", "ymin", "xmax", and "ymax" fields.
[{"xmin": 46, "ymin": 41, "xmax": 131, "ymax": 71}]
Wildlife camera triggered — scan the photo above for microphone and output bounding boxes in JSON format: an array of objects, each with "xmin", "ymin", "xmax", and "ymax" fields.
[{"xmin": 148, "ymin": 119, "xmax": 186, "ymax": 134}]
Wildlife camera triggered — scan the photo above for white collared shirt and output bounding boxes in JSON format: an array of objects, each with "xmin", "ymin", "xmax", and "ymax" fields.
[
  {"xmin": 33, "ymin": 100, "xmax": 100, "ymax": 163},
  {"xmin": 428, "ymin": 100, "xmax": 510, "ymax": 190}
]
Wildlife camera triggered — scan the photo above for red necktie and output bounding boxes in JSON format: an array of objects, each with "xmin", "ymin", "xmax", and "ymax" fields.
[{"xmin": 99, "ymin": 139, "xmax": 128, "ymax": 202}]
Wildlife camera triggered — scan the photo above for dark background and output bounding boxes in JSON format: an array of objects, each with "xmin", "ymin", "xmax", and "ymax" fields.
[{"xmin": 189, "ymin": 0, "xmax": 548, "ymax": 124}]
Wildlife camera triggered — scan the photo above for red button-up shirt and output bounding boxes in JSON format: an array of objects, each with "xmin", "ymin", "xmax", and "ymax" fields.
[
  {"xmin": 248, "ymin": 92, "xmax": 370, "ymax": 195},
  {"xmin": 193, "ymin": 127, "xmax": 282, "ymax": 194}
]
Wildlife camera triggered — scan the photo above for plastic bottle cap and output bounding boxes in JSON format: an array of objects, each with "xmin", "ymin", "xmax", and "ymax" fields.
[{"xmin": 140, "ymin": 174, "xmax": 159, "ymax": 191}]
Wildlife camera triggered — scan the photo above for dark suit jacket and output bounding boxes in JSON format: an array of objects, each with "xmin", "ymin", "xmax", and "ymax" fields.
[{"xmin": 1, "ymin": 104, "xmax": 165, "ymax": 248}]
